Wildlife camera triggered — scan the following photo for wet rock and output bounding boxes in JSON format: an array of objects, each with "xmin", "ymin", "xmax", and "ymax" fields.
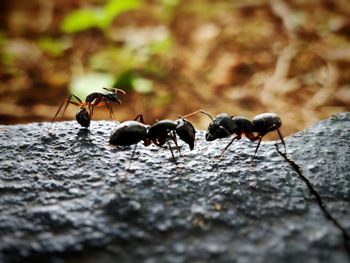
[{"xmin": 0, "ymin": 113, "xmax": 349, "ymax": 263}]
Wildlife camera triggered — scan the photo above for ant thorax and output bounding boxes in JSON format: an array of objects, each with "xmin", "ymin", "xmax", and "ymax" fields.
[{"xmin": 148, "ymin": 120, "xmax": 177, "ymax": 139}]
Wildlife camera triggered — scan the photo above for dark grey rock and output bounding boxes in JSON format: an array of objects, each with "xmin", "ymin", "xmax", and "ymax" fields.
[{"xmin": 0, "ymin": 113, "xmax": 349, "ymax": 263}]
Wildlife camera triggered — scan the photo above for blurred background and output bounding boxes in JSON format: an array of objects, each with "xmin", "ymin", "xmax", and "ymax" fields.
[{"xmin": 0, "ymin": 0, "xmax": 350, "ymax": 137}]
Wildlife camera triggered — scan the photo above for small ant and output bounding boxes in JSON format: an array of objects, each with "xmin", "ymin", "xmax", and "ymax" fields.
[
  {"xmin": 51, "ymin": 88, "xmax": 126, "ymax": 128},
  {"xmin": 109, "ymin": 114, "xmax": 196, "ymax": 166},
  {"xmin": 183, "ymin": 110, "xmax": 286, "ymax": 161}
]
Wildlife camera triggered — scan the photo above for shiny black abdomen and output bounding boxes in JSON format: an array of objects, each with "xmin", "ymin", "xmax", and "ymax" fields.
[
  {"xmin": 175, "ymin": 118, "xmax": 196, "ymax": 150},
  {"xmin": 251, "ymin": 113, "xmax": 281, "ymax": 134},
  {"xmin": 76, "ymin": 108, "xmax": 90, "ymax": 128},
  {"xmin": 109, "ymin": 121, "xmax": 148, "ymax": 146}
]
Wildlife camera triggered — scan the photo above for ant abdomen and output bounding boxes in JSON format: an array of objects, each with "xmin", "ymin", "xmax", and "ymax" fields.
[
  {"xmin": 175, "ymin": 119, "xmax": 196, "ymax": 150},
  {"xmin": 251, "ymin": 113, "xmax": 281, "ymax": 134},
  {"xmin": 109, "ymin": 121, "xmax": 148, "ymax": 146},
  {"xmin": 76, "ymin": 108, "xmax": 90, "ymax": 128}
]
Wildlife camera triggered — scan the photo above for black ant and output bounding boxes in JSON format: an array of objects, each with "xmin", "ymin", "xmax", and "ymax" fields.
[
  {"xmin": 183, "ymin": 110, "xmax": 286, "ymax": 161},
  {"xmin": 51, "ymin": 88, "xmax": 126, "ymax": 128},
  {"xmin": 109, "ymin": 114, "xmax": 196, "ymax": 166}
]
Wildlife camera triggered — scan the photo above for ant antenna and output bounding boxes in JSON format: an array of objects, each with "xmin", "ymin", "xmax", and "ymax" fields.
[
  {"xmin": 180, "ymin": 110, "xmax": 214, "ymax": 121},
  {"xmin": 134, "ymin": 114, "xmax": 144, "ymax": 123},
  {"xmin": 103, "ymin": 87, "xmax": 126, "ymax": 95}
]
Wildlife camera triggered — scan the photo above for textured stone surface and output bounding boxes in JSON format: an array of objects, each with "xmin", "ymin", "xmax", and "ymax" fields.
[{"xmin": 0, "ymin": 113, "xmax": 349, "ymax": 263}]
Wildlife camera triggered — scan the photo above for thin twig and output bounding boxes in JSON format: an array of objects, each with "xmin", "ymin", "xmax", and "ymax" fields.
[{"xmin": 275, "ymin": 144, "xmax": 350, "ymax": 256}]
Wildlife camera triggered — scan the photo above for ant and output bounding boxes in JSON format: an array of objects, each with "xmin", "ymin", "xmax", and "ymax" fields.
[
  {"xmin": 183, "ymin": 110, "xmax": 286, "ymax": 161},
  {"xmin": 109, "ymin": 114, "xmax": 196, "ymax": 167},
  {"xmin": 51, "ymin": 88, "xmax": 126, "ymax": 128}
]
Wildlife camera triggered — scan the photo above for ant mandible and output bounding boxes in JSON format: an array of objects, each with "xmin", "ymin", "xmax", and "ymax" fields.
[
  {"xmin": 51, "ymin": 87, "xmax": 126, "ymax": 128},
  {"xmin": 183, "ymin": 110, "xmax": 286, "ymax": 162},
  {"xmin": 109, "ymin": 114, "xmax": 196, "ymax": 165}
]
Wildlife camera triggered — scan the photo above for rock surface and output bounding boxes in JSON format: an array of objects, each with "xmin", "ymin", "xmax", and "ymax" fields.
[{"xmin": 0, "ymin": 113, "xmax": 349, "ymax": 263}]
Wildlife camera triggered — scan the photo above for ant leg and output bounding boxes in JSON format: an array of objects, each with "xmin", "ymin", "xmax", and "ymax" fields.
[
  {"xmin": 167, "ymin": 141, "xmax": 178, "ymax": 165},
  {"xmin": 58, "ymin": 96, "xmax": 81, "ymax": 121},
  {"xmin": 51, "ymin": 100, "xmax": 68, "ymax": 124},
  {"xmin": 250, "ymin": 124, "xmax": 284, "ymax": 162},
  {"xmin": 252, "ymin": 136, "xmax": 263, "ymax": 162},
  {"xmin": 180, "ymin": 110, "xmax": 214, "ymax": 121},
  {"xmin": 89, "ymin": 104, "xmax": 94, "ymax": 120},
  {"xmin": 245, "ymin": 132, "xmax": 259, "ymax": 142},
  {"xmin": 216, "ymin": 135, "xmax": 240, "ymax": 159},
  {"xmin": 50, "ymin": 95, "xmax": 81, "ymax": 129},
  {"xmin": 276, "ymin": 128, "xmax": 286, "ymax": 154},
  {"xmin": 127, "ymin": 144, "xmax": 138, "ymax": 171},
  {"xmin": 66, "ymin": 95, "xmax": 84, "ymax": 119},
  {"xmin": 134, "ymin": 114, "xmax": 144, "ymax": 123},
  {"xmin": 71, "ymin": 94, "xmax": 83, "ymax": 104},
  {"xmin": 170, "ymin": 130, "xmax": 182, "ymax": 156},
  {"xmin": 105, "ymin": 101, "xmax": 116, "ymax": 121},
  {"xmin": 120, "ymin": 144, "xmax": 138, "ymax": 181}
]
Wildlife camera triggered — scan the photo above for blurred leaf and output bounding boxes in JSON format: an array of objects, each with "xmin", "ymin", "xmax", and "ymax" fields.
[
  {"xmin": 60, "ymin": 0, "xmax": 141, "ymax": 33},
  {"xmin": 70, "ymin": 72, "xmax": 115, "ymax": 99},
  {"xmin": 60, "ymin": 9, "xmax": 100, "ymax": 33},
  {"xmin": 132, "ymin": 77, "xmax": 153, "ymax": 93},
  {"xmin": 151, "ymin": 92, "xmax": 172, "ymax": 107},
  {"xmin": 90, "ymin": 46, "xmax": 148, "ymax": 73},
  {"xmin": 160, "ymin": 0, "xmax": 180, "ymax": 7},
  {"xmin": 114, "ymin": 71, "xmax": 135, "ymax": 90},
  {"xmin": 104, "ymin": 0, "xmax": 141, "ymax": 25},
  {"xmin": 0, "ymin": 31, "xmax": 7, "ymax": 46},
  {"xmin": 0, "ymin": 34, "xmax": 17, "ymax": 73},
  {"xmin": 148, "ymin": 35, "xmax": 172, "ymax": 55},
  {"xmin": 37, "ymin": 37, "xmax": 70, "ymax": 57},
  {"xmin": 114, "ymin": 71, "xmax": 153, "ymax": 94}
]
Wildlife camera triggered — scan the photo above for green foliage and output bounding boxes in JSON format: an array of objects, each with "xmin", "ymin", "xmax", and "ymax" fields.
[
  {"xmin": 60, "ymin": 0, "xmax": 141, "ymax": 33},
  {"xmin": 88, "ymin": 32, "xmax": 172, "ymax": 95},
  {"xmin": 69, "ymin": 72, "xmax": 115, "ymax": 99},
  {"xmin": 0, "ymin": 31, "xmax": 7, "ymax": 46},
  {"xmin": 37, "ymin": 37, "xmax": 71, "ymax": 57},
  {"xmin": 89, "ymin": 31, "xmax": 172, "ymax": 74},
  {"xmin": 60, "ymin": 1, "xmax": 172, "ymax": 96},
  {"xmin": 148, "ymin": 35, "xmax": 172, "ymax": 55},
  {"xmin": 114, "ymin": 71, "xmax": 153, "ymax": 94},
  {"xmin": 132, "ymin": 77, "xmax": 153, "ymax": 93},
  {"xmin": 160, "ymin": 0, "xmax": 179, "ymax": 7},
  {"xmin": 68, "ymin": 70, "xmax": 153, "ymax": 99},
  {"xmin": 0, "ymin": 32, "xmax": 17, "ymax": 74}
]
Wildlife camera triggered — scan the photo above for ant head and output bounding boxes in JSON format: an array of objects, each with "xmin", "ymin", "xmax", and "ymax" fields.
[
  {"xmin": 205, "ymin": 113, "xmax": 235, "ymax": 141},
  {"xmin": 103, "ymin": 88, "xmax": 126, "ymax": 104},
  {"xmin": 206, "ymin": 124, "xmax": 231, "ymax": 141},
  {"xmin": 76, "ymin": 107, "xmax": 90, "ymax": 128},
  {"xmin": 175, "ymin": 118, "xmax": 196, "ymax": 150}
]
